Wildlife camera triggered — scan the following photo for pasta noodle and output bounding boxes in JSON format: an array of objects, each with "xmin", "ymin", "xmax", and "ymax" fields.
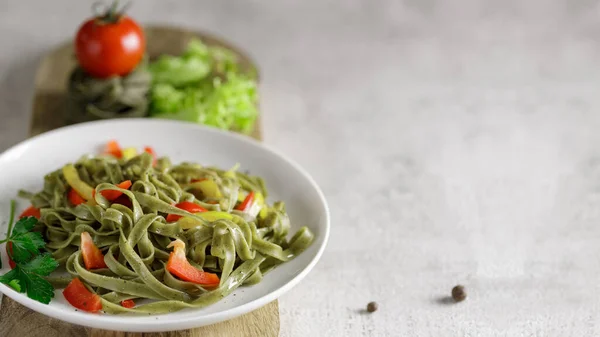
[{"xmin": 20, "ymin": 150, "xmax": 314, "ymax": 314}]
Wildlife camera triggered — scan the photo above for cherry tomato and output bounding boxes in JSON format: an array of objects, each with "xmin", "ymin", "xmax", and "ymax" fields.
[{"xmin": 75, "ymin": 15, "xmax": 145, "ymax": 78}]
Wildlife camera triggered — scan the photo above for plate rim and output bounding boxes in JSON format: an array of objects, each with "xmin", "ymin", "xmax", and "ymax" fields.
[{"xmin": 0, "ymin": 118, "xmax": 330, "ymax": 332}]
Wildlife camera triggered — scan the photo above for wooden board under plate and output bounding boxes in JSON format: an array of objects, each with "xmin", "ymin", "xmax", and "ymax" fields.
[{"xmin": 0, "ymin": 25, "xmax": 278, "ymax": 337}]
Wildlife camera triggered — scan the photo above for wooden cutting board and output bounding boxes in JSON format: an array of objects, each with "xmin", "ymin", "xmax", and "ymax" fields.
[{"xmin": 0, "ymin": 25, "xmax": 279, "ymax": 337}]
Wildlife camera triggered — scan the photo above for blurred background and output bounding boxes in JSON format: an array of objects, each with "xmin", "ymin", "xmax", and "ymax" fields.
[{"xmin": 3, "ymin": 0, "xmax": 600, "ymax": 335}]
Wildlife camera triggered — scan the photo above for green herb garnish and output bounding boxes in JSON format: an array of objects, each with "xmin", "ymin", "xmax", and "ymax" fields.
[{"xmin": 0, "ymin": 201, "xmax": 58, "ymax": 304}]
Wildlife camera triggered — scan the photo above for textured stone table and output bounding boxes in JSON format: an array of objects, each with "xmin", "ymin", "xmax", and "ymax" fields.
[{"xmin": 1, "ymin": 0, "xmax": 599, "ymax": 335}]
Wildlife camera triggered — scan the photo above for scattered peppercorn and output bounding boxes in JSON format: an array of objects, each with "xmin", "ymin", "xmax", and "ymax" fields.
[
  {"xmin": 366, "ymin": 301, "xmax": 378, "ymax": 313},
  {"xmin": 451, "ymin": 285, "xmax": 466, "ymax": 302}
]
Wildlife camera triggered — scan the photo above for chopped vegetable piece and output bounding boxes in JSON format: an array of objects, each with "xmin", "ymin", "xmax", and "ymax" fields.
[
  {"xmin": 166, "ymin": 239, "xmax": 219, "ymax": 287},
  {"xmin": 112, "ymin": 194, "xmax": 133, "ymax": 208},
  {"xmin": 166, "ymin": 201, "xmax": 207, "ymax": 222},
  {"xmin": 121, "ymin": 299, "xmax": 135, "ymax": 308},
  {"xmin": 104, "ymin": 140, "xmax": 123, "ymax": 158},
  {"xmin": 149, "ymin": 75, "xmax": 259, "ymax": 134},
  {"xmin": 80, "ymin": 232, "xmax": 107, "ymax": 270},
  {"xmin": 148, "ymin": 39, "xmax": 211, "ymax": 86},
  {"xmin": 95, "ymin": 180, "xmax": 132, "ymax": 201},
  {"xmin": 62, "ymin": 164, "xmax": 94, "ymax": 200},
  {"xmin": 68, "ymin": 188, "xmax": 86, "ymax": 206},
  {"xmin": 198, "ymin": 211, "xmax": 233, "ymax": 222},
  {"xmin": 254, "ymin": 192, "xmax": 268, "ymax": 218},
  {"xmin": 224, "ymin": 163, "xmax": 239, "ymax": 179},
  {"xmin": 177, "ymin": 212, "xmax": 234, "ymax": 229},
  {"xmin": 144, "ymin": 146, "xmax": 157, "ymax": 166},
  {"xmin": 188, "ymin": 179, "xmax": 222, "ymax": 198},
  {"xmin": 177, "ymin": 201, "xmax": 207, "ymax": 213},
  {"xmin": 63, "ymin": 278, "xmax": 102, "ymax": 313},
  {"xmin": 165, "ymin": 214, "xmax": 179, "ymax": 223},
  {"xmin": 122, "ymin": 147, "xmax": 138, "ymax": 160},
  {"xmin": 236, "ymin": 191, "xmax": 255, "ymax": 211},
  {"xmin": 18, "ymin": 206, "xmax": 40, "ymax": 219}
]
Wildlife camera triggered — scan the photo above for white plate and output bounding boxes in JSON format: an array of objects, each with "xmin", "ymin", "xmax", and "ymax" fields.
[{"xmin": 0, "ymin": 119, "xmax": 329, "ymax": 332}]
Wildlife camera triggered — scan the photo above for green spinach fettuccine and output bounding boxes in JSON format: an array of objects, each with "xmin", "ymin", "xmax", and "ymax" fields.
[{"xmin": 18, "ymin": 147, "xmax": 313, "ymax": 314}]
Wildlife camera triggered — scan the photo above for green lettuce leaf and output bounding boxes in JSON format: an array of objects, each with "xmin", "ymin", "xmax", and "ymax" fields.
[
  {"xmin": 149, "ymin": 40, "xmax": 212, "ymax": 87},
  {"xmin": 148, "ymin": 39, "xmax": 259, "ymax": 134}
]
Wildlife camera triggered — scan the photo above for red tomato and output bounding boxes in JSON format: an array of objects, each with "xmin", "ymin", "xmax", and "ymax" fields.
[
  {"xmin": 144, "ymin": 146, "xmax": 157, "ymax": 166},
  {"xmin": 75, "ymin": 16, "xmax": 145, "ymax": 78},
  {"xmin": 235, "ymin": 191, "xmax": 255, "ymax": 212},
  {"xmin": 68, "ymin": 188, "xmax": 86, "ymax": 206},
  {"xmin": 19, "ymin": 206, "xmax": 41, "ymax": 219},
  {"xmin": 104, "ymin": 140, "xmax": 123, "ymax": 158},
  {"xmin": 112, "ymin": 194, "xmax": 133, "ymax": 208},
  {"xmin": 63, "ymin": 278, "xmax": 102, "ymax": 313},
  {"xmin": 94, "ymin": 180, "xmax": 132, "ymax": 201},
  {"xmin": 81, "ymin": 232, "xmax": 108, "ymax": 270}
]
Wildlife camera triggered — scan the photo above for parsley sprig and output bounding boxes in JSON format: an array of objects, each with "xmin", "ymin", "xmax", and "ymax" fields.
[{"xmin": 0, "ymin": 201, "xmax": 58, "ymax": 304}]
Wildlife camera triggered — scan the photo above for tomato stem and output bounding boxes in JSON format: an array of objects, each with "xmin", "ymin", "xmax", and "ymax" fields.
[{"xmin": 92, "ymin": 0, "xmax": 131, "ymax": 24}]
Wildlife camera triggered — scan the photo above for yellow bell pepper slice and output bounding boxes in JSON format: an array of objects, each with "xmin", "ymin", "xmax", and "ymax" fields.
[
  {"xmin": 178, "ymin": 212, "xmax": 234, "ymax": 229},
  {"xmin": 254, "ymin": 192, "xmax": 268, "ymax": 218},
  {"xmin": 199, "ymin": 211, "xmax": 233, "ymax": 222},
  {"xmin": 188, "ymin": 180, "xmax": 222, "ymax": 198},
  {"xmin": 122, "ymin": 147, "xmax": 138, "ymax": 160},
  {"xmin": 62, "ymin": 164, "xmax": 94, "ymax": 200},
  {"xmin": 224, "ymin": 163, "xmax": 240, "ymax": 179}
]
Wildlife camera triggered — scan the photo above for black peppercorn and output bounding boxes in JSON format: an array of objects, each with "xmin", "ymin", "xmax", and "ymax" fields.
[
  {"xmin": 366, "ymin": 301, "xmax": 378, "ymax": 313},
  {"xmin": 451, "ymin": 285, "xmax": 466, "ymax": 302}
]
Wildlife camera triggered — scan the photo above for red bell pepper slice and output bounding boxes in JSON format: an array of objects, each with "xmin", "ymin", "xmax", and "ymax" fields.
[
  {"xmin": 80, "ymin": 232, "xmax": 107, "ymax": 270},
  {"xmin": 19, "ymin": 206, "xmax": 41, "ymax": 219},
  {"xmin": 144, "ymin": 146, "xmax": 157, "ymax": 166},
  {"xmin": 93, "ymin": 180, "xmax": 132, "ymax": 201},
  {"xmin": 104, "ymin": 140, "xmax": 123, "ymax": 159},
  {"xmin": 121, "ymin": 299, "xmax": 135, "ymax": 308},
  {"xmin": 68, "ymin": 188, "xmax": 86, "ymax": 206},
  {"xmin": 165, "ymin": 201, "xmax": 207, "ymax": 222},
  {"xmin": 112, "ymin": 194, "xmax": 133, "ymax": 208},
  {"xmin": 236, "ymin": 191, "xmax": 255, "ymax": 212},
  {"xmin": 166, "ymin": 239, "xmax": 220, "ymax": 287},
  {"xmin": 63, "ymin": 278, "xmax": 102, "ymax": 313}
]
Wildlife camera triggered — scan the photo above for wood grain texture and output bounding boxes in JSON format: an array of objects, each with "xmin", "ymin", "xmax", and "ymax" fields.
[
  {"xmin": 0, "ymin": 25, "xmax": 277, "ymax": 337},
  {"xmin": 0, "ymin": 296, "xmax": 279, "ymax": 337}
]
